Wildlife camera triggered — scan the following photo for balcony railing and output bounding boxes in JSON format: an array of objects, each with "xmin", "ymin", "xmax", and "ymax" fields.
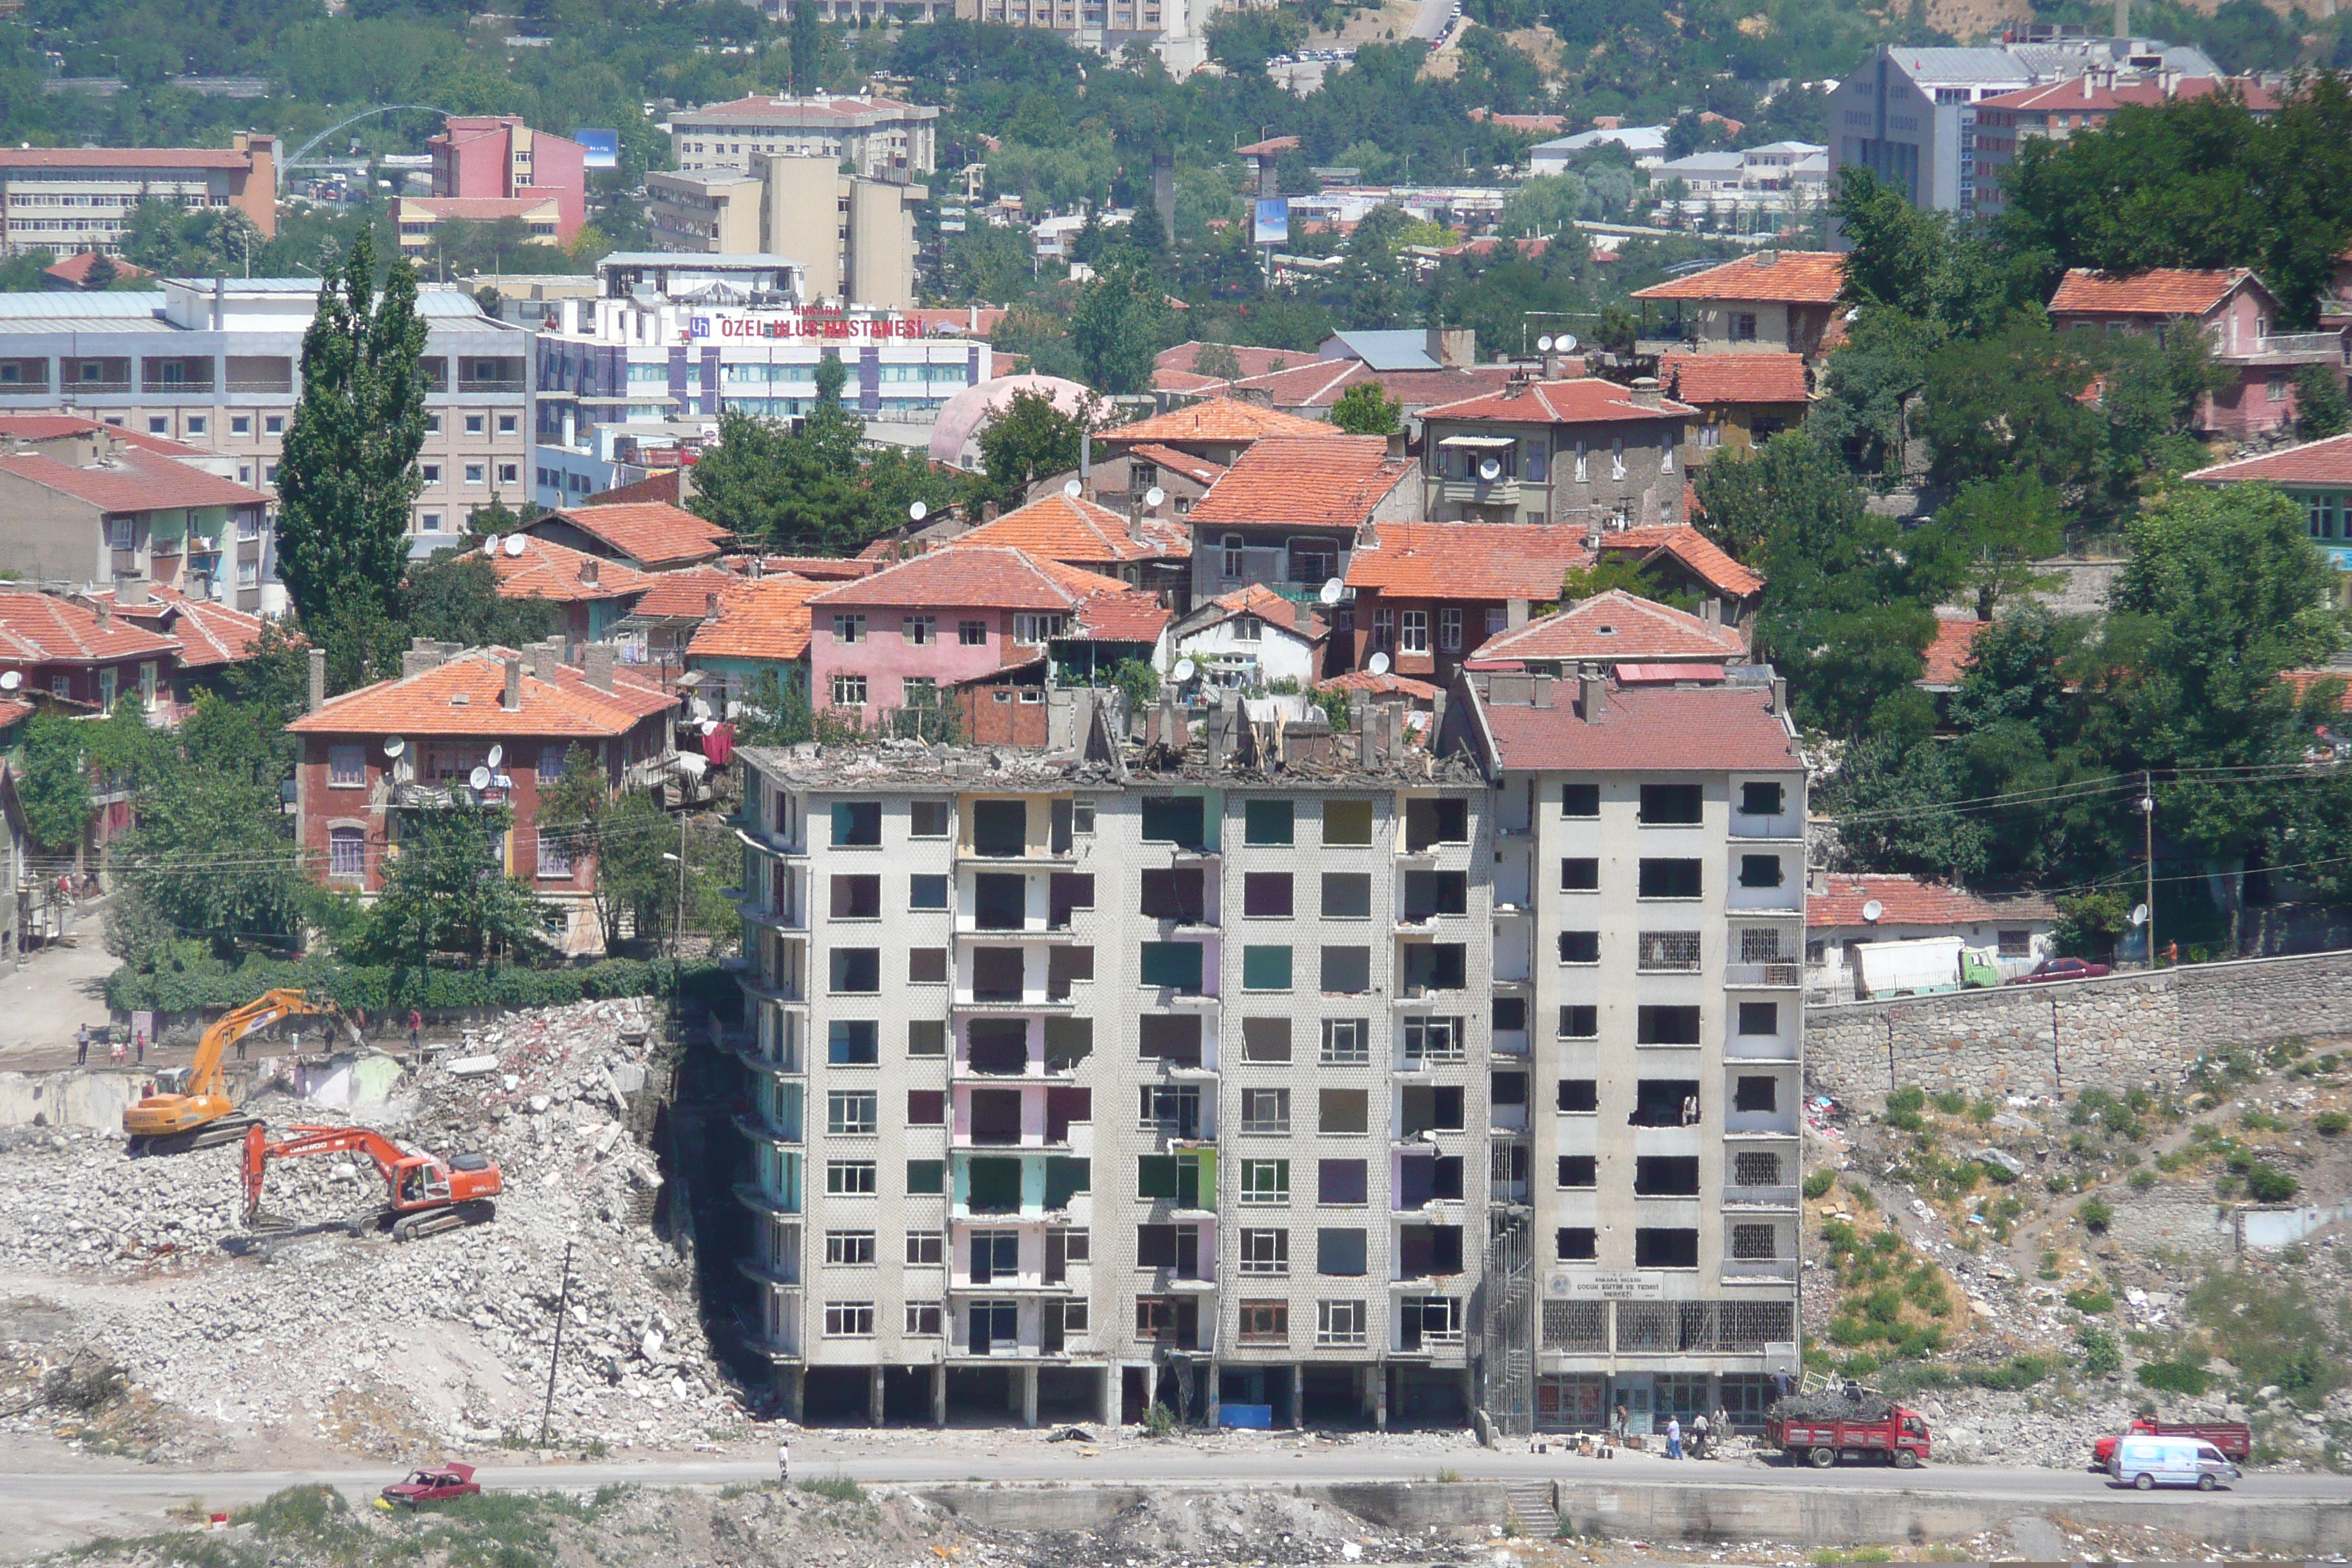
[
  {"xmin": 141, "ymin": 373, "xmax": 214, "ymax": 396},
  {"xmin": 2253, "ymin": 332, "xmax": 2346, "ymax": 360},
  {"xmin": 458, "ymin": 376, "xmax": 528, "ymax": 393},
  {"xmin": 1725, "ymin": 962, "xmax": 1802, "ymax": 987},
  {"xmin": 1722, "ymin": 1184, "xmax": 1800, "ymax": 1210},
  {"xmin": 1722, "ymin": 1258, "xmax": 1798, "ymax": 1281}
]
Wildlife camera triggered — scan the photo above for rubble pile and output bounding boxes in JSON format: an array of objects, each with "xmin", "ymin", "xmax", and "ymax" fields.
[
  {"xmin": 0, "ymin": 1000, "xmax": 738, "ymax": 1460},
  {"xmin": 1057, "ymin": 1489, "xmax": 1420, "ymax": 1564},
  {"xmin": 1763, "ymin": 1389, "xmax": 1894, "ymax": 1425}
]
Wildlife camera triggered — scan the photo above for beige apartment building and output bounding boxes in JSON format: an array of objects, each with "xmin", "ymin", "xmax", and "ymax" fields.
[
  {"xmin": 0, "ymin": 134, "xmax": 278, "ymax": 257},
  {"xmin": 647, "ymin": 157, "xmax": 924, "ymax": 309},
  {"xmin": 668, "ymin": 95, "xmax": 938, "ymax": 181},
  {"xmin": 954, "ymin": 0, "xmax": 1169, "ymax": 45}
]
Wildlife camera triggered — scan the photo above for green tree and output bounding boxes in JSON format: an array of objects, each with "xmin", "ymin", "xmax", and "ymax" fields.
[
  {"xmin": 1807, "ymin": 307, "xmax": 1939, "ymax": 480},
  {"xmin": 0, "ymin": 249, "xmax": 55, "ymax": 292},
  {"xmin": 1916, "ymin": 321, "xmax": 2106, "ymax": 494},
  {"xmin": 111, "ymin": 766, "xmax": 306, "ymax": 956},
  {"xmin": 17, "ymin": 710, "xmax": 90, "ymax": 853},
  {"xmin": 339, "ymin": 803, "xmax": 553, "ymax": 967},
  {"xmin": 972, "ymin": 386, "xmax": 1099, "ymax": 512},
  {"xmin": 788, "ymin": 0, "xmax": 822, "ymax": 91},
  {"xmin": 80, "ymin": 252, "xmax": 117, "ymax": 291},
  {"xmin": 687, "ymin": 356, "xmax": 903, "ymax": 553},
  {"xmin": 2296, "ymin": 363, "xmax": 2352, "ymax": 441},
  {"xmin": 1907, "ymin": 474, "xmax": 2068, "ymax": 621},
  {"xmin": 275, "ymin": 227, "xmax": 428, "ymax": 649},
  {"xmin": 404, "ymin": 550, "xmax": 561, "ymax": 647},
  {"xmin": 1068, "ymin": 253, "xmax": 1167, "ymax": 393},
  {"xmin": 1191, "ymin": 341, "xmax": 1243, "ymax": 382},
  {"xmin": 1329, "ymin": 379, "xmax": 1402, "ymax": 436}
]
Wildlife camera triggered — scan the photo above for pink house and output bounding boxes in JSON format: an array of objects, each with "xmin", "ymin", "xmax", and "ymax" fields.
[
  {"xmin": 807, "ymin": 546, "xmax": 1169, "ymax": 725},
  {"xmin": 429, "ymin": 116, "xmax": 589, "ymax": 244},
  {"xmin": 2048, "ymin": 268, "xmax": 2351, "ymax": 443}
]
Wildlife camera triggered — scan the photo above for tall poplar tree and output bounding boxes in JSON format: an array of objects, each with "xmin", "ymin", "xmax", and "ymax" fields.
[{"xmin": 274, "ymin": 229, "xmax": 428, "ymax": 664}]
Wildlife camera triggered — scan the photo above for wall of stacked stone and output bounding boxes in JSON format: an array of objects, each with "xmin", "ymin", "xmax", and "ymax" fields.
[{"xmin": 1803, "ymin": 949, "xmax": 2352, "ymax": 1105}]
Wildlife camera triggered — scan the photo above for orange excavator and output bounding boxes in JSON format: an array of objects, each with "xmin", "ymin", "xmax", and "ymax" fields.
[
  {"xmin": 123, "ymin": 988, "xmax": 358, "ymax": 1155},
  {"xmin": 241, "ymin": 1123, "xmax": 502, "ymax": 1243}
]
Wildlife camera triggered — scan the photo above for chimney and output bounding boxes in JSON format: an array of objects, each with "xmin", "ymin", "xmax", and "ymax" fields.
[
  {"xmin": 579, "ymin": 557, "xmax": 599, "ymax": 584},
  {"xmin": 503, "ymin": 655, "xmax": 524, "ymax": 712},
  {"xmin": 706, "ymin": 592, "xmax": 723, "ymax": 619},
  {"xmin": 1630, "ymin": 377, "xmax": 1664, "ymax": 408},
  {"xmin": 1579, "ymin": 666, "xmax": 1607, "ymax": 722},
  {"xmin": 1754, "ymin": 249, "xmax": 1779, "ymax": 268},
  {"xmin": 307, "ymin": 647, "xmax": 326, "ymax": 712},
  {"xmin": 1293, "ymin": 599, "xmax": 1316, "ymax": 636},
  {"xmin": 91, "ymin": 598, "xmax": 109, "ymax": 628},
  {"xmin": 585, "ymin": 644, "xmax": 615, "ymax": 691},
  {"xmin": 1506, "ymin": 598, "xmax": 1530, "ymax": 629},
  {"xmin": 1701, "ymin": 597, "xmax": 1720, "ymax": 628},
  {"xmin": 118, "ymin": 578, "xmax": 146, "ymax": 607},
  {"xmin": 981, "ymin": 501, "xmax": 1000, "ymax": 522},
  {"xmin": 1771, "ymin": 676, "xmax": 1789, "ymax": 718},
  {"xmin": 1079, "ymin": 434, "xmax": 1091, "ymax": 486},
  {"xmin": 530, "ymin": 637, "xmax": 562, "ymax": 683}
]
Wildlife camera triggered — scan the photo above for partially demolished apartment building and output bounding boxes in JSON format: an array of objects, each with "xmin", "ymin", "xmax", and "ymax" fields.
[{"xmin": 728, "ymin": 668, "xmax": 1804, "ymax": 1435}]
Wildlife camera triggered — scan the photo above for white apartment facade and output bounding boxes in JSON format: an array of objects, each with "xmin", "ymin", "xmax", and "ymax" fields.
[
  {"xmin": 0, "ymin": 279, "xmax": 532, "ymax": 552},
  {"xmin": 1461, "ymin": 667, "xmax": 1806, "ymax": 1436},
  {"xmin": 729, "ymin": 698, "xmax": 1496, "ymax": 1428},
  {"xmin": 668, "ymin": 95, "xmax": 939, "ymax": 180}
]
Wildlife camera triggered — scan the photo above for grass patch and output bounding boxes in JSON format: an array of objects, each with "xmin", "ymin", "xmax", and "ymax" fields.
[
  {"xmin": 1803, "ymin": 1168, "xmax": 1837, "ymax": 1200},
  {"xmin": 797, "ymin": 1475, "xmax": 865, "ymax": 1503},
  {"xmin": 2078, "ymin": 1198, "xmax": 2114, "ymax": 1233},
  {"xmin": 1812, "ymin": 1547, "xmax": 1893, "ymax": 1564},
  {"xmin": 2317, "ymin": 1111, "xmax": 2350, "ymax": 1136},
  {"xmin": 2065, "ymin": 1287, "xmax": 2115, "ymax": 1315}
]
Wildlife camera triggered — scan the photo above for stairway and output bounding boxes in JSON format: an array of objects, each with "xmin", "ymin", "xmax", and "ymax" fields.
[{"xmin": 1502, "ymin": 1480, "xmax": 1559, "ymax": 1539}]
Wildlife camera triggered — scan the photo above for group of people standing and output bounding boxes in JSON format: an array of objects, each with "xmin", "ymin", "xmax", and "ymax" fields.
[{"xmin": 1613, "ymin": 1402, "xmax": 1731, "ymax": 1460}]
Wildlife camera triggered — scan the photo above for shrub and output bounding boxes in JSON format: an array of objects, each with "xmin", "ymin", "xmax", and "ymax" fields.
[
  {"xmin": 2317, "ymin": 1111, "xmax": 2350, "ymax": 1137},
  {"xmin": 2130, "ymin": 1169, "xmax": 2157, "ymax": 1191},
  {"xmin": 1932, "ymin": 1090, "xmax": 1969, "ymax": 1115},
  {"xmin": 797, "ymin": 1476, "xmax": 865, "ymax": 1503},
  {"xmin": 1803, "ymin": 1169, "xmax": 1837, "ymax": 1199},
  {"xmin": 1145, "ymin": 1402, "xmax": 1176, "ymax": 1438},
  {"xmin": 2065, "ymin": 1287, "xmax": 2115, "ymax": 1315},
  {"xmin": 2138, "ymin": 1359, "xmax": 2211, "ymax": 1395},
  {"xmin": 2187, "ymin": 1270, "xmax": 2346, "ymax": 1398},
  {"xmin": 2078, "ymin": 1326, "xmax": 2123, "ymax": 1376},
  {"xmin": 1885, "ymin": 1086, "xmax": 1927, "ymax": 1133},
  {"xmin": 1962, "ymin": 1355, "xmax": 2056, "ymax": 1391},
  {"xmin": 2078, "ymin": 1198, "xmax": 2115, "ymax": 1233},
  {"xmin": 2243, "ymin": 1164, "xmax": 2301, "ymax": 1204}
]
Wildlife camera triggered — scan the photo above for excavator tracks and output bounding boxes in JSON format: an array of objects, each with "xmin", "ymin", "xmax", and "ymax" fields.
[
  {"xmin": 129, "ymin": 1116, "xmax": 261, "ymax": 1158},
  {"xmin": 391, "ymin": 1200, "xmax": 496, "ymax": 1243}
]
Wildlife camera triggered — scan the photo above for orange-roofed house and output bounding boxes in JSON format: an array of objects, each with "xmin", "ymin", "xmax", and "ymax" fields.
[
  {"xmin": 1806, "ymin": 875, "xmax": 2059, "ymax": 998},
  {"xmin": 2183, "ymin": 431, "xmax": 2352, "ymax": 607},
  {"xmin": 1417, "ymin": 377, "xmax": 1694, "ymax": 531},
  {"xmin": 489, "ymin": 535, "xmax": 653, "ymax": 644},
  {"xmin": 1659, "ymin": 352, "xmax": 1811, "ymax": 467},
  {"xmin": 1094, "ymin": 396, "xmax": 1334, "ymax": 470},
  {"xmin": 611, "ymin": 564, "xmax": 747, "ymax": 681},
  {"xmin": 83, "ymin": 580, "xmax": 280, "ymax": 716},
  {"xmin": 521, "ymin": 501, "xmax": 731, "ymax": 571},
  {"xmin": 684, "ymin": 574, "xmax": 827, "ymax": 708},
  {"xmin": 1630, "ymin": 249, "xmax": 1845, "ymax": 360},
  {"xmin": 1185, "ymin": 434, "xmax": 1418, "ymax": 607},
  {"xmin": 949, "ymin": 490, "xmax": 1191, "ymax": 601},
  {"xmin": 1466, "ymin": 589, "xmax": 1748, "ymax": 674},
  {"xmin": 808, "ymin": 547, "xmax": 1168, "ymax": 730},
  {"xmin": 0, "ymin": 587, "xmax": 180, "ymax": 717},
  {"xmin": 1169, "ymin": 584, "xmax": 1329, "ymax": 690},
  {"xmin": 0, "ymin": 437, "xmax": 273, "ymax": 610},
  {"xmin": 1918, "ymin": 617, "xmax": 1988, "ymax": 695},
  {"xmin": 2046, "ymin": 268, "xmax": 2344, "ymax": 442},
  {"xmin": 1343, "ymin": 521, "xmax": 1596, "ymax": 685},
  {"xmin": 287, "ymin": 641, "xmax": 679, "ymax": 954},
  {"xmin": 1591, "ymin": 524, "xmax": 1765, "ymax": 627}
]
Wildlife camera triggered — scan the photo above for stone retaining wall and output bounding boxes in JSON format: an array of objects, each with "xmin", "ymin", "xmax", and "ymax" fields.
[{"xmin": 1804, "ymin": 949, "xmax": 2352, "ymax": 1104}]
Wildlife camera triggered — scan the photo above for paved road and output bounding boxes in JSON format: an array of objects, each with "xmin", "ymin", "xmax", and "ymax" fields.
[{"xmin": 1410, "ymin": 0, "xmax": 1451, "ymax": 44}]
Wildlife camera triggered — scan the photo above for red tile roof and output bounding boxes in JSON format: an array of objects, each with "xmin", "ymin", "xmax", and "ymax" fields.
[
  {"xmin": 0, "ymin": 448, "xmax": 268, "ymax": 513},
  {"xmin": 0, "ymin": 589, "xmax": 180, "ymax": 665},
  {"xmin": 686, "ymin": 574, "xmax": 826, "ymax": 662},
  {"xmin": 1097, "ymin": 397, "xmax": 1333, "ymax": 445},
  {"xmin": 761, "ymin": 555, "xmax": 875, "ymax": 581},
  {"xmin": 1632, "ymin": 251, "xmax": 1844, "ymax": 304},
  {"xmin": 1345, "ymin": 521, "xmax": 1594, "ymax": 600},
  {"xmin": 1475, "ymin": 679, "xmax": 1801, "ymax": 772},
  {"xmin": 1417, "ymin": 377, "xmax": 1696, "ymax": 425},
  {"xmin": 1469, "ymin": 590, "xmax": 1746, "ymax": 663},
  {"xmin": 1660, "ymin": 352, "xmax": 1810, "ymax": 406},
  {"xmin": 90, "ymin": 585, "xmax": 272, "ymax": 670},
  {"xmin": 949, "ymin": 491, "xmax": 1188, "ymax": 565},
  {"xmin": 1126, "ymin": 443, "xmax": 1227, "ymax": 488},
  {"xmin": 1808, "ymin": 875, "xmax": 2059, "ymax": 930},
  {"xmin": 1186, "ymin": 584, "xmax": 1327, "ymax": 642},
  {"xmin": 288, "ymin": 647, "xmax": 674, "ymax": 738},
  {"xmin": 2046, "ymin": 268, "xmax": 2256, "ymax": 317},
  {"xmin": 630, "ymin": 565, "xmax": 745, "ymax": 620},
  {"xmin": 1186, "ymin": 435, "xmax": 1415, "ymax": 529},
  {"xmin": 42, "ymin": 252, "xmax": 152, "ymax": 287},
  {"xmin": 1315, "ymin": 669, "xmax": 1442, "ymax": 700},
  {"xmin": 1920, "ymin": 617, "xmax": 1988, "ymax": 689},
  {"xmin": 1235, "ymin": 135, "xmax": 1301, "ymax": 156},
  {"xmin": 812, "ymin": 546, "xmax": 1131, "ymax": 613},
  {"xmin": 533, "ymin": 502, "xmax": 730, "ymax": 569},
  {"xmin": 1153, "ymin": 342, "xmax": 1300, "ymax": 391},
  {"xmin": 2184, "ymin": 431, "xmax": 2352, "ymax": 487},
  {"xmin": 0, "ymin": 147, "xmax": 257, "ymax": 169},
  {"xmin": 1068, "ymin": 585, "xmax": 1171, "ymax": 644},
  {"xmin": 2284, "ymin": 668, "xmax": 2352, "ymax": 712},
  {"xmin": 0, "ymin": 413, "xmax": 205, "ymax": 459},
  {"xmin": 1212, "ymin": 359, "xmax": 1519, "ymax": 415},
  {"xmin": 491, "ymin": 536, "xmax": 652, "ymax": 603},
  {"xmin": 1596, "ymin": 524, "xmax": 1765, "ymax": 600}
]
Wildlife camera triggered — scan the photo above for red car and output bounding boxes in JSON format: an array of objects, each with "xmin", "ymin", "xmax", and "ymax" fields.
[
  {"xmin": 380, "ymin": 1463, "xmax": 479, "ymax": 1508},
  {"xmin": 2011, "ymin": 957, "xmax": 2111, "ymax": 984}
]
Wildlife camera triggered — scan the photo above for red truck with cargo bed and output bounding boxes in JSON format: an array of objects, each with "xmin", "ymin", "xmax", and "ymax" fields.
[
  {"xmin": 2091, "ymin": 1418, "xmax": 2251, "ymax": 1470},
  {"xmin": 1768, "ymin": 1407, "xmax": 1932, "ymax": 1468}
]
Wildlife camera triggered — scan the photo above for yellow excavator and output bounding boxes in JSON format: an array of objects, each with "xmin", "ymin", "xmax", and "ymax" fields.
[{"xmin": 121, "ymin": 988, "xmax": 357, "ymax": 1155}]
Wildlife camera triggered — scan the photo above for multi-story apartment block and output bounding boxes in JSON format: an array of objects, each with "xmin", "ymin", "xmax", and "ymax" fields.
[
  {"xmin": 429, "ymin": 115, "xmax": 589, "ymax": 244},
  {"xmin": 668, "ymin": 96, "xmax": 938, "ymax": 181},
  {"xmin": 952, "ymin": 0, "xmax": 1172, "ymax": 50},
  {"xmin": 728, "ymin": 695, "xmax": 1496, "ymax": 1428},
  {"xmin": 0, "ymin": 135, "xmax": 277, "ymax": 257},
  {"xmin": 0, "ymin": 279, "xmax": 532, "ymax": 551},
  {"xmin": 1417, "ymin": 378, "xmax": 1694, "ymax": 532},
  {"xmin": 649, "ymin": 157, "xmax": 927, "ymax": 309},
  {"xmin": 1458, "ymin": 665, "xmax": 1804, "ymax": 1437}
]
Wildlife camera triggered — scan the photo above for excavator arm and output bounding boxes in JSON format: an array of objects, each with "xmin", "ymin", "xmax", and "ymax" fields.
[
  {"xmin": 126, "ymin": 989, "xmax": 360, "ymax": 1152},
  {"xmin": 239, "ymin": 1122, "xmax": 500, "ymax": 1242},
  {"xmin": 241, "ymin": 1122, "xmax": 410, "ymax": 1224},
  {"xmin": 186, "ymin": 990, "xmax": 350, "ymax": 1102}
]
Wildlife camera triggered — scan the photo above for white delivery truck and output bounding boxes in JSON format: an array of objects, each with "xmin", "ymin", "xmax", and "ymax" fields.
[
  {"xmin": 2111, "ymin": 1434, "xmax": 2240, "ymax": 1490},
  {"xmin": 1851, "ymin": 936, "xmax": 1965, "ymax": 1000}
]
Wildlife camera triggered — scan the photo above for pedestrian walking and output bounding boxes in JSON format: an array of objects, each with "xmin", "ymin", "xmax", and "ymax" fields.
[
  {"xmin": 409, "ymin": 1008, "xmax": 423, "ymax": 1052},
  {"xmin": 777, "ymin": 1442, "xmax": 790, "ymax": 1485},
  {"xmin": 1613, "ymin": 1401, "xmax": 1629, "ymax": 1443},
  {"xmin": 1665, "ymin": 1415, "xmax": 1683, "ymax": 1460},
  {"xmin": 108, "ymin": 1037, "xmax": 125, "ymax": 1068},
  {"xmin": 75, "ymin": 1023, "xmax": 88, "ymax": 1066},
  {"xmin": 133, "ymin": 1030, "xmax": 145, "ymax": 1066},
  {"xmin": 1691, "ymin": 1412, "xmax": 1709, "ymax": 1460}
]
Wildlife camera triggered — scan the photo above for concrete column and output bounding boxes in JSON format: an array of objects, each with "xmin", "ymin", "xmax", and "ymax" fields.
[
  {"xmin": 869, "ymin": 1364, "xmax": 885, "ymax": 1426},
  {"xmin": 1204, "ymin": 1359, "xmax": 1221, "ymax": 1429},
  {"xmin": 1374, "ymin": 1360, "xmax": 1389, "ymax": 1432},
  {"xmin": 1019, "ymin": 1364, "xmax": 1039, "ymax": 1428},
  {"xmin": 1460, "ymin": 1367, "xmax": 1475, "ymax": 1428},
  {"xmin": 932, "ymin": 1362, "xmax": 947, "ymax": 1428},
  {"xmin": 1291, "ymin": 1364, "xmax": 1305, "ymax": 1430},
  {"xmin": 783, "ymin": 1367, "xmax": 804, "ymax": 1425},
  {"xmin": 1099, "ymin": 1365, "xmax": 1119, "ymax": 1426}
]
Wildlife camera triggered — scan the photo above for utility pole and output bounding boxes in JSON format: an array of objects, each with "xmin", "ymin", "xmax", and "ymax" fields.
[
  {"xmin": 538, "ymin": 1240, "xmax": 574, "ymax": 1446},
  {"xmin": 2141, "ymin": 772, "xmax": 2157, "ymax": 968}
]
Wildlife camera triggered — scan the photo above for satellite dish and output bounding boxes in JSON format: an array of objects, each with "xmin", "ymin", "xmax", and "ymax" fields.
[
  {"xmin": 486, "ymin": 744, "xmax": 503, "ymax": 769},
  {"xmin": 1172, "ymin": 657, "xmax": 1196, "ymax": 683},
  {"xmin": 2130, "ymin": 902, "xmax": 2149, "ymax": 928},
  {"xmin": 480, "ymin": 536, "xmax": 498, "ymax": 559},
  {"xmin": 470, "ymin": 765, "xmax": 494, "ymax": 791},
  {"xmin": 1319, "ymin": 577, "xmax": 1344, "ymax": 606},
  {"xmin": 382, "ymin": 736, "xmax": 405, "ymax": 758},
  {"xmin": 1063, "ymin": 478, "xmax": 1083, "ymax": 499},
  {"xmin": 1537, "ymin": 335, "xmax": 1555, "ymax": 353},
  {"xmin": 1861, "ymin": 899, "xmax": 1885, "ymax": 923},
  {"xmin": 909, "ymin": 500, "xmax": 928, "ymax": 522},
  {"xmin": 0, "ymin": 671, "xmax": 20, "ymax": 693},
  {"xmin": 1368, "ymin": 651, "xmax": 1391, "ymax": 676},
  {"xmin": 1478, "ymin": 456, "xmax": 1504, "ymax": 482},
  {"xmin": 503, "ymin": 534, "xmax": 527, "ymax": 557},
  {"xmin": 1557, "ymin": 333, "xmax": 1579, "ymax": 353},
  {"xmin": 1145, "ymin": 486, "xmax": 1166, "ymax": 509}
]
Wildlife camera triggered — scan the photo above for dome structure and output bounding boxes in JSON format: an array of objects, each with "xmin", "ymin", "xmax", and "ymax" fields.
[{"xmin": 927, "ymin": 373, "xmax": 1097, "ymax": 467}]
